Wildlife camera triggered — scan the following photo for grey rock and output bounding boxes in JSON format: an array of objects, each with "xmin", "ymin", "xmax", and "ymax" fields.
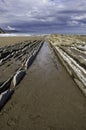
[
  {"xmin": 0, "ymin": 89, "xmax": 14, "ymax": 110},
  {"xmin": 13, "ymin": 70, "xmax": 26, "ymax": 87}
]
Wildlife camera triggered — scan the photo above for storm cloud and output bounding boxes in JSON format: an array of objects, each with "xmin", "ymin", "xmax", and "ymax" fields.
[{"xmin": 0, "ymin": 0, "xmax": 86, "ymax": 34}]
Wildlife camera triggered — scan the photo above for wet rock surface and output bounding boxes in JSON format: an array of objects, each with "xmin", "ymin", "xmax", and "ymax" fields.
[
  {"xmin": 0, "ymin": 36, "xmax": 86, "ymax": 130},
  {"xmin": 48, "ymin": 34, "xmax": 86, "ymax": 96},
  {"xmin": 0, "ymin": 39, "xmax": 44, "ymax": 109}
]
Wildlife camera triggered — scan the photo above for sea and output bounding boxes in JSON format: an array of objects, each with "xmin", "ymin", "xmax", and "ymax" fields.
[
  {"xmin": 0, "ymin": 33, "xmax": 46, "ymax": 37},
  {"xmin": 0, "ymin": 31, "xmax": 86, "ymax": 37}
]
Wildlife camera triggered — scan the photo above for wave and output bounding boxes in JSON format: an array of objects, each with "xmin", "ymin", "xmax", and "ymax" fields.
[{"xmin": 0, "ymin": 33, "xmax": 48, "ymax": 37}]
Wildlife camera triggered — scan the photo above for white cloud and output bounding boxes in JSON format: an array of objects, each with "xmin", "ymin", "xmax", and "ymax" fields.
[
  {"xmin": 72, "ymin": 14, "xmax": 86, "ymax": 20},
  {"xmin": 68, "ymin": 20, "xmax": 79, "ymax": 26},
  {"xmin": 0, "ymin": 0, "xmax": 65, "ymax": 23}
]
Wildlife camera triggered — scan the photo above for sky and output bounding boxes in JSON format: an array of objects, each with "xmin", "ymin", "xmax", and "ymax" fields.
[{"xmin": 0, "ymin": 0, "xmax": 86, "ymax": 34}]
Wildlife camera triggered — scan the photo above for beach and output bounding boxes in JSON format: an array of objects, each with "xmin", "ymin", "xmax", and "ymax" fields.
[
  {"xmin": 0, "ymin": 35, "xmax": 43, "ymax": 46},
  {"xmin": 0, "ymin": 35, "xmax": 86, "ymax": 130}
]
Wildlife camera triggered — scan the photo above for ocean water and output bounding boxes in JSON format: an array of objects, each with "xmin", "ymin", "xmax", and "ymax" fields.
[
  {"xmin": 0, "ymin": 31, "xmax": 86, "ymax": 37},
  {"xmin": 0, "ymin": 33, "xmax": 43, "ymax": 37}
]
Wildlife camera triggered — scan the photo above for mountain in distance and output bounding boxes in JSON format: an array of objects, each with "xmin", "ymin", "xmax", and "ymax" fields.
[
  {"xmin": 0, "ymin": 28, "xmax": 5, "ymax": 33},
  {"xmin": 0, "ymin": 27, "xmax": 20, "ymax": 34},
  {"xmin": 4, "ymin": 29, "xmax": 20, "ymax": 33}
]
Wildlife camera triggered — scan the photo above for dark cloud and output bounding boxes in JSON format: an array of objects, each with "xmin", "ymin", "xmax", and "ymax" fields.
[{"xmin": 0, "ymin": 0, "xmax": 86, "ymax": 34}]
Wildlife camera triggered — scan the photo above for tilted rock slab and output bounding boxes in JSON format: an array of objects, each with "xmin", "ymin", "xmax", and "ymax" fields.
[
  {"xmin": 13, "ymin": 70, "xmax": 26, "ymax": 87},
  {"xmin": 55, "ymin": 46, "xmax": 86, "ymax": 96},
  {"xmin": 0, "ymin": 89, "xmax": 14, "ymax": 110},
  {"xmin": 25, "ymin": 55, "xmax": 35, "ymax": 70},
  {"xmin": 0, "ymin": 76, "xmax": 13, "ymax": 94}
]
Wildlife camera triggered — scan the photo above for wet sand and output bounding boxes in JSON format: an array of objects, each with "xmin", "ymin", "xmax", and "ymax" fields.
[{"xmin": 0, "ymin": 42, "xmax": 86, "ymax": 130}]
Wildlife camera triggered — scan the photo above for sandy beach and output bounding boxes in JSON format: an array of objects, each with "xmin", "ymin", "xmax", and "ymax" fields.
[
  {"xmin": 0, "ymin": 36, "xmax": 43, "ymax": 46},
  {"xmin": 0, "ymin": 36, "xmax": 86, "ymax": 130}
]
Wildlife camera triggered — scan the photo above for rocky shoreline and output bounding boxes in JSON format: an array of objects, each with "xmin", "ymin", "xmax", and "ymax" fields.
[
  {"xmin": 48, "ymin": 34, "xmax": 86, "ymax": 96},
  {"xmin": 0, "ymin": 38, "xmax": 44, "ymax": 110}
]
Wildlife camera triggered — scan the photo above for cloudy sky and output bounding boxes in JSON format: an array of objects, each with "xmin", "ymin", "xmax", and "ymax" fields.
[{"xmin": 0, "ymin": 0, "xmax": 86, "ymax": 34}]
